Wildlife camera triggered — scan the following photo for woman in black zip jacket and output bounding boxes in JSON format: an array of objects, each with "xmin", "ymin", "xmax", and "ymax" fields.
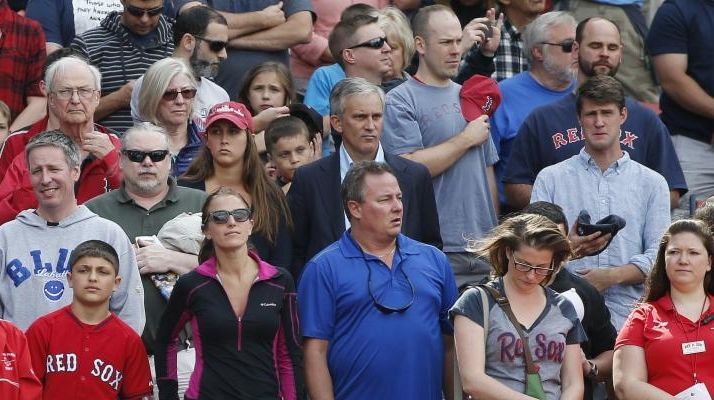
[{"xmin": 154, "ymin": 187, "xmax": 305, "ymax": 400}]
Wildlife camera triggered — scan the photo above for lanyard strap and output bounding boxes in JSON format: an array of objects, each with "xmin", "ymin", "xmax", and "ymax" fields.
[{"xmin": 671, "ymin": 295, "xmax": 708, "ymax": 384}]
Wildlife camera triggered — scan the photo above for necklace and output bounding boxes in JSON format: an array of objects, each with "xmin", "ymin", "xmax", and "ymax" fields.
[
  {"xmin": 374, "ymin": 246, "xmax": 396, "ymax": 260},
  {"xmin": 354, "ymin": 237, "xmax": 397, "ymax": 260}
]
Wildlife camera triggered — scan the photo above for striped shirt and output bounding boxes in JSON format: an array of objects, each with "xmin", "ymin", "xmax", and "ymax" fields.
[{"xmin": 71, "ymin": 11, "xmax": 175, "ymax": 135}]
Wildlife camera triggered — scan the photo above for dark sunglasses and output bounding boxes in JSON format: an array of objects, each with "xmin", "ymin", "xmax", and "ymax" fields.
[
  {"xmin": 193, "ymin": 35, "xmax": 228, "ymax": 53},
  {"xmin": 207, "ymin": 209, "xmax": 252, "ymax": 224},
  {"xmin": 541, "ymin": 39, "xmax": 575, "ymax": 53},
  {"xmin": 364, "ymin": 253, "xmax": 415, "ymax": 314},
  {"xmin": 162, "ymin": 88, "xmax": 197, "ymax": 101},
  {"xmin": 125, "ymin": 4, "xmax": 163, "ymax": 18},
  {"xmin": 348, "ymin": 36, "xmax": 387, "ymax": 50},
  {"xmin": 122, "ymin": 149, "xmax": 170, "ymax": 163}
]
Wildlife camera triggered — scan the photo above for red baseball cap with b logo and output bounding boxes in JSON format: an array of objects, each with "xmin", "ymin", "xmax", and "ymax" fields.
[
  {"xmin": 205, "ymin": 101, "xmax": 254, "ymax": 132},
  {"xmin": 459, "ymin": 74, "xmax": 502, "ymax": 121}
]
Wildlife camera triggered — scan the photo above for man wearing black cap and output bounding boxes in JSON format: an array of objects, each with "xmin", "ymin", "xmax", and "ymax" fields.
[
  {"xmin": 288, "ymin": 77, "xmax": 441, "ymax": 279},
  {"xmin": 531, "ymin": 75, "xmax": 670, "ymax": 330}
]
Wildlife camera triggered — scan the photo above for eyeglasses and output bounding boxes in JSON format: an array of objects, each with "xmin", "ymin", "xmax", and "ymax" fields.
[
  {"xmin": 348, "ymin": 36, "xmax": 387, "ymax": 50},
  {"xmin": 364, "ymin": 253, "xmax": 415, "ymax": 314},
  {"xmin": 193, "ymin": 35, "xmax": 228, "ymax": 53},
  {"xmin": 207, "ymin": 209, "xmax": 252, "ymax": 224},
  {"xmin": 122, "ymin": 149, "xmax": 170, "ymax": 163},
  {"xmin": 125, "ymin": 4, "xmax": 163, "ymax": 18},
  {"xmin": 53, "ymin": 88, "xmax": 97, "ymax": 100},
  {"xmin": 511, "ymin": 251, "xmax": 555, "ymax": 276},
  {"xmin": 162, "ymin": 88, "xmax": 197, "ymax": 101},
  {"xmin": 540, "ymin": 39, "xmax": 575, "ymax": 53}
]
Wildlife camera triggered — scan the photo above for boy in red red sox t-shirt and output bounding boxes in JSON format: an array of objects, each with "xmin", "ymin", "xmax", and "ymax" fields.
[{"xmin": 26, "ymin": 240, "xmax": 152, "ymax": 399}]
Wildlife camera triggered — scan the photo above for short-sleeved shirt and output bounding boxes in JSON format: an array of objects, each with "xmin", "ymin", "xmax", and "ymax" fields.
[
  {"xmin": 503, "ymin": 93, "xmax": 688, "ymax": 194},
  {"xmin": 298, "ymin": 232, "xmax": 458, "ymax": 400},
  {"xmin": 616, "ymin": 294, "xmax": 714, "ymax": 395},
  {"xmin": 491, "ymin": 72, "xmax": 575, "ymax": 204},
  {"xmin": 303, "ymin": 63, "xmax": 345, "ymax": 116},
  {"xmin": 449, "ymin": 279, "xmax": 587, "ymax": 399},
  {"xmin": 646, "ymin": 0, "xmax": 714, "ymax": 144},
  {"xmin": 25, "ymin": 0, "xmax": 122, "ymax": 47},
  {"xmin": 166, "ymin": 0, "xmax": 314, "ymax": 100},
  {"xmin": 25, "ymin": 306, "xmax": 152, "ymax": 400},
  {"xmin": 531, "ymin": 150, "xmax": 671, "ymax": 329},
  {"xmin": 382, "ymin": 76, "xmax": 499, "ymax": 252}
]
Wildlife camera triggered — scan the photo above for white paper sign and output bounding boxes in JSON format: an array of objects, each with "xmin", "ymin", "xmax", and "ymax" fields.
[{"xmin": 676, "ymin": 383, "xmax": 712, "ymax": 400}]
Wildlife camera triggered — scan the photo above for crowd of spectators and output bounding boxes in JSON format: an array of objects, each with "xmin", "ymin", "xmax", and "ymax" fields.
[{"xmin": 0, "ymin": 0, "xmax": 713, "ymax": 399}]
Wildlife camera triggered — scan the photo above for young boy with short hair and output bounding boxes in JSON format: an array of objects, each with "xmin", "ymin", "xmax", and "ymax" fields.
[
  {"xmin": 265, "ymin": 116, "xmax": 316, "ymax": 193},
  {"xmin": 25, "ymin": 240, "xmax": 152, "ymax": 400}
]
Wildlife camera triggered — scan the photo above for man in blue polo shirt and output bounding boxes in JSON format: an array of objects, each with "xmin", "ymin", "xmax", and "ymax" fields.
[{"xmin": 298, "ymin": 161, "xmax": 458, "ymax": 400}]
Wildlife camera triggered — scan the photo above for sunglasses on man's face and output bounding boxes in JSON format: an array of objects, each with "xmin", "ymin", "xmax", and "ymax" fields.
[
  {"xmin": 193, "ymin": 35, "xmax": 228, "ymax": 53},
  {"xmin": 122, "ymin": 149, "xmax": 170, "ymax": 163},
  {"xmin": 162, "ymin": 88, "xmax": 197, "ymax": 101},
  {"xmin": 125, "ymin": 4, "xmax": 163, "ymax": 18},
  {"xmin": 208, "ymin": 209, "xmax": 252, "ymax": 224},
  {"xmin": 541, "ymin": 39, "xmax": 575, "ymax": 53},
  {"xmin": 348, "ymin": 36, "xmax": 387, "ymax": 50}
]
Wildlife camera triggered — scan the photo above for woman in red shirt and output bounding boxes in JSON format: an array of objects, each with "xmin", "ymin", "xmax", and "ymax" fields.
[{"xmin": 615, "ymin": 219, "xmax": 714, "ymax": 399}]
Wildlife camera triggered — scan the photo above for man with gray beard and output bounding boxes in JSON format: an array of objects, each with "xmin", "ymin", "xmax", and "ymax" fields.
[
  {"xmin": 502, "ymin": 16, "xmax": 686, "ymax": 212},
  {"xmin": 490, "ymin": 11, "xmax": 578, "ymax": 212},
  {"xmin": 85, "ymin": 122, "xmax": 206, "ymax": 363},
  {"xmin": 130, "ymin": 6, "xmax": 230, "ymax": 132}
]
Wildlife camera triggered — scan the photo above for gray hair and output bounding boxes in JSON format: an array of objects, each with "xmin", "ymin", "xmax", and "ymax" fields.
[
  {"xmin": 138, "ymin": 57, "xmax": 197, "ymax": 125},
  {"xmin": 44, "ymin": 56, "xmax": 101, "ymax": 92},
  {"xmin": 121, "ymin": 122, "xmax": 170, "ymax": 151},
  {"xmin": 329, "ymin": 77, "xmax": 385, "ymax": 117},
  {"xmin": 522, "ymin": 11, "xmax": 577, "ymax": 63},
  {"xmin": 25, "ymin": 130, "xmax": 81, "ymax": 169},
  {"xmin": 341, "ymin": 161, "xmax": 395, "ymax": 221}
]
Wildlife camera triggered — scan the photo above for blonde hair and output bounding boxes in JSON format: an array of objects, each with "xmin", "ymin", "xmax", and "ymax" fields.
[{"xmin": 377, "ymin": 7, "xmax": 415, "ymax": 72}]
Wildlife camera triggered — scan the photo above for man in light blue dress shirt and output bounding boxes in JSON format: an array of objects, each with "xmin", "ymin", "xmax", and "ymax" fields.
[{"xmin": 531, "ymin": 75, "xmax": 670, "ymax": 330}]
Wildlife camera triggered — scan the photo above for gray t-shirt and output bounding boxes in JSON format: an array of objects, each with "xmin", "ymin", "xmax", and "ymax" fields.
[
  {"xmin": 382, "ymin": 76, "xmax": 499, "ymax": 252},
  {"xmin": 449, "ymin": 279, "xmax": 587, "ymax": 400}
]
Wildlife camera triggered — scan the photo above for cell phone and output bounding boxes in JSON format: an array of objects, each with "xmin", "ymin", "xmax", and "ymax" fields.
[
  {"xmin": 135, "ymin": 235, "xmax": 163, "ymax": 247},
  {"xmin": 484, "ymin": 21, "xmax": 494, "ymax": 39}
]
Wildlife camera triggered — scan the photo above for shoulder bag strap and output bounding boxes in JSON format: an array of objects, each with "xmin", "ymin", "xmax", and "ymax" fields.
[{"xmin": 482, "ymin": 285, "xmax": 539, "ymax": 374}]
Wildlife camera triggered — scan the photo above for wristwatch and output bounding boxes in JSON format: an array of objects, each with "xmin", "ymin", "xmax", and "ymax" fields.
[{"xmin": 587, "ymin": 360, "xmax": 599, "ymax": 379}]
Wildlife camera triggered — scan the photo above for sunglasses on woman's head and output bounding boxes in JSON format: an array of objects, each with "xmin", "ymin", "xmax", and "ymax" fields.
[
  {"xmin": 193, "ymin": 35, "xmax": 228, "ymax": 53},
  {"xmin": 125, "ymin": 4, "xmax": 163, "ymax": 18},
  {"xmin": 208, "ymin": 209, "xmax": 252, "ymax": 224},
  {"xmin": 122, "ymin": 149, "xmax": 170, "ymax": 163},
  {"xmin": 348, "ymin": 36, "xmax": 387, "ymax": 50},
  {"xmin": 162, "ymin": 88, "xmax": 197, "ymax": 101}
]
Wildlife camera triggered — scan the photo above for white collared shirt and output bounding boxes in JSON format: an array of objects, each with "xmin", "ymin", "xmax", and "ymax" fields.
[{"xmin": 339, "ymin": 144, "xmax": 386, "ymax": 230}]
